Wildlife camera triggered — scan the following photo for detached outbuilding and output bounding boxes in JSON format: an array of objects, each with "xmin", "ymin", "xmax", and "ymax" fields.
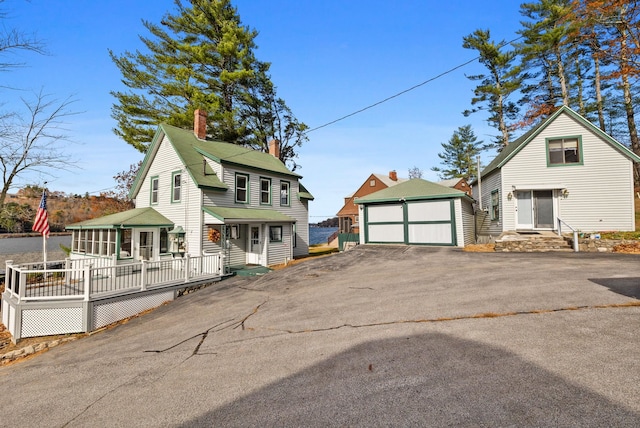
[{"xmin": 354, "ymin": 178, "xmax": 475, "ymax": 247}]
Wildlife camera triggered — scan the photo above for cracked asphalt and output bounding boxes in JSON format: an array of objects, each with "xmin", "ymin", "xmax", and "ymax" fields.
[{"xmin": 2, "ymin": 245, "xmax": 640, "ymax": 427}]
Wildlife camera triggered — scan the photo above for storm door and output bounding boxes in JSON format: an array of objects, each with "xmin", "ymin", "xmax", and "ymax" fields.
[
  {"xmin": 136, "ymin": 229, "xmax": 154, "ymax": 260},
  {"xmin": 247, "ymin": 225, "xmax": 262, "ymax": 265},
  {"xmin": 533, "ymin": 190, "xmax": 554, "ymax": 229}
]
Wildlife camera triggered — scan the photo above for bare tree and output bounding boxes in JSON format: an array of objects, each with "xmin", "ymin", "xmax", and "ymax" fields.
[
  {"xmin": 0, "ymin": 90, "xmax": 78, "ymax": 206},
  {"xmin": 408, "ymin": 166, "xmax": 423, "ymax": 179},
  {"xmin": 0, "ymin": 2, "xmax": 46, "ymax": 76}
]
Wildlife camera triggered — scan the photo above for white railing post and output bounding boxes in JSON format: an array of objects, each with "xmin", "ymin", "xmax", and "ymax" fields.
[
  {"xmin": 18, "ymin": 270, "xmax": 26, "ymax": 302},
  {"xmin": 184, "ymin": 254, "xmax": 191, "ymax": 282},
  {"xmin": 65, "ymin": 258, "xmax": 71, "ymax": 286},
  {"xmin": 219, "ymin": 252, "xmax": 225, "ymax": 275},
  {"xmin": 84, "ymin": 266, "xmax": 91, "ymax": 301},
  {"xmin": 573, "ymin": 231, "xmax": 579, "ymax": 252},
  {"xmin": 140, "ymin": 260, "xmax": 147, "ymax": 291},
  {"xmin": 5, "ymin": 260, "xmax": 13, "ymax": 297}
]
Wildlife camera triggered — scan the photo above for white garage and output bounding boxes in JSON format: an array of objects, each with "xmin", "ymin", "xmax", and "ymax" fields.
[{"xmin": 355, "ymin": 179, "xmax": 475, "ymax": 247}]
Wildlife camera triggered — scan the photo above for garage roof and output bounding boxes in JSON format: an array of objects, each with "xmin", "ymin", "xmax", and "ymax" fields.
[{"xmin": 354, "ymin": 178, "xmax": 469, "ymax": 204}]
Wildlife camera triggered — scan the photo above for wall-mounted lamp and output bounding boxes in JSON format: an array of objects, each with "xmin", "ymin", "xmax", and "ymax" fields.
[
  {"xmin": 507, "ymin": 192, "xmax": 513, "ymax": 200},
  {"xmin": 562, "ymin": 188, "xmax": 569, "ymax": 198}
]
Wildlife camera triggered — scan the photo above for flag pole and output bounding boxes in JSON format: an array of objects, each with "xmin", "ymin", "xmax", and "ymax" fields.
[{"xmin": 33, "ymin": 184, "xmax": 50, "ymax": 269}]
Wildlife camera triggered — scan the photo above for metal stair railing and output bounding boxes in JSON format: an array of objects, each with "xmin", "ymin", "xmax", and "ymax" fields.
[{"xmin": 557, "ymin": 218, "xmax": 579, "ymax": 252}]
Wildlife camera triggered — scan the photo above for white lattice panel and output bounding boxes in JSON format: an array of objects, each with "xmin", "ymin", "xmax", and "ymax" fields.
[
  {"xmin": 21, "ymin": 307, "xmax": 84, "ymax": 338},
  {"xmin": 93, "ymin": 291, "xmax": 174, "ymax": 329}
]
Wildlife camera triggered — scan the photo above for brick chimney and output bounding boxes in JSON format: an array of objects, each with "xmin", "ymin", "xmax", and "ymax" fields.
[
  {"xmin": 194, "ymin": 109, "xmax": 207, "ymax": 139},
  {"xmin": 389, "ymin": 170, "xmax": 397, "ymax": 181},
  {"xmin": 269, "ymin": 139, "xmax": 280, "ymax": 159}
]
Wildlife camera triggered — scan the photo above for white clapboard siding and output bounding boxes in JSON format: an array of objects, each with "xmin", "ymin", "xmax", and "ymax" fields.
[
  {"xmin": 201, "ymin": 164, "xmax": 310, "ymax": 264},
  {"xmin": 502, "ymin": 113, "xmax": 635, "ymax": 232},
  {"xmin": 136, "ymin": 134, "xmax": 204, "ymax": 254}
]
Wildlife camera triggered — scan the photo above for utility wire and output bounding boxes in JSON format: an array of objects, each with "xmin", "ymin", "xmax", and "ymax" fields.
[{"xmin": 305, "ymin": 34, "xmax": 525, "ymax": 134}]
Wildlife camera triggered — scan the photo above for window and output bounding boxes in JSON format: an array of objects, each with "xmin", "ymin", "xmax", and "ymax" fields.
[
  {"xmin": 280, "ymin": 181, "xmax": 290, "ymax": 206},
  {"xmin": 172, "ymin": 172, "xmax": 182, "ymax": 202},
  {"xmin": 269, "ymin": 225, "xmax": 283, "ymax": 242},
  {"xmin": 120, "ymin": 229, "xmax": 132, "ymax": 258},
  {"xmin": 160, "ymin": 227, "xmax": 169, "ymax": 254},
  {"xmin": 491, "ymin": 190, "xmax": 500, "ymax": 221},
  {"xmin": 150, "ymin": 176, "xmax": 159, "ymax": 204},
  {"xmin": 370, "ymin": 179, "xmax": 376, "ymax": 187},
  {"xmin": 230, "ymin": 225, "xmax": 240, "ymax": 239},
  {"xmin": 547, "ymin": 137, "xmax": 581, "ymax": 165},
  {"xmin": 236, "ymin": 173, "xmax": 249, "ymax": 203},
  {"xmin": 260, "ymin": 177, "xmax": 271, "ymax": 205}
]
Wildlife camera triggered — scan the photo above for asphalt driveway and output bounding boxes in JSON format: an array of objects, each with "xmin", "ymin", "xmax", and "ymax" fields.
[{"xmin": 2, "ymin": 246, "xmax": 639, "ymax": 427}]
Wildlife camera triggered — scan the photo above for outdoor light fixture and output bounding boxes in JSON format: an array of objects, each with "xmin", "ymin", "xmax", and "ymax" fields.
[
  {"xmin": 507, "ymin": 192, "xmax": 513, "ymax": 200},
  {"xmin": 562, "ymin": 188, "xmax": 569, "ymax": 198}
]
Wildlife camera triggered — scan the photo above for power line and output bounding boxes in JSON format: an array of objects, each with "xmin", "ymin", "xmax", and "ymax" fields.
[{"xmin": 305, "ymin": 34, "xmax": 525, "ymax": 134}]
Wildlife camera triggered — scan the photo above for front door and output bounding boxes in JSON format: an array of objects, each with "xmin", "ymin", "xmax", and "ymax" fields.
[
  {"xmin": 137, "ymin": 229, "xmax": 154, "ymax": 260},
  {"xmin": 516, "ymin": 190, "xmax": 555, "ymax": 230},
  {"xmin": 247, "ymin": 225, "xmax": 261, "ymax": 265}
]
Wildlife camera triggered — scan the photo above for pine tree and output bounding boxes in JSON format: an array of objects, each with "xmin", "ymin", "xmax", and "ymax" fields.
[
  {"xmin": 110, "ymin": 0, "xmax": 305, "ymax": 166},
  {"xmin": 462, "ymin": 29, "xmax": 521, "ymax": 146},
  {"xmin": 431, "ymin": 125, "xmax": 485, "ymax": 182},
  {"xmin": 517, "ymin": 0, "xmax": 579, "ymax": 126}
]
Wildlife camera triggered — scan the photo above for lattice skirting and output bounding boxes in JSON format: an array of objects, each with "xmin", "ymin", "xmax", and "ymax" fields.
[
  {"xmin": 93, "ymin": 291, "xmax": 174, "ymax": 330},
  {"xmin": 21, "ymin": 307, "xmax": 84, "ymax": 338}
]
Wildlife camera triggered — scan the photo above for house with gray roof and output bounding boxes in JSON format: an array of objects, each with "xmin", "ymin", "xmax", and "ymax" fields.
[
  {"xmin": 67, "ymin": 110, "xmax": 313, "ymax": 268},
  {"xmin": 472, "ymin": 105, "xmax": 640, "ymax": 242}
]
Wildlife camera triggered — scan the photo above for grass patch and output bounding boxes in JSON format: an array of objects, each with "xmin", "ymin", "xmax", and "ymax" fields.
[{"xmin": 598, "ymin": 231, "xmax": 640, "ymax": 240}]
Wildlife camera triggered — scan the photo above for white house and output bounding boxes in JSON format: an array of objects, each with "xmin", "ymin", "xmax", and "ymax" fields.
[
  {"xmin": 473, "ymin": 106, "xmax": 640, "ymax": 242},
  {"xmin": 67, "ymin": 110, "xmax": 313, "ymax": 269}
]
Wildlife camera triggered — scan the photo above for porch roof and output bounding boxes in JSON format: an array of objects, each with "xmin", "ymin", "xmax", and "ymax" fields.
[
  {"xmin": 202, "ymin": 206, "xmax": 295, "ymax": 223},
  {"xmin": 66, "ymin": 208, "xmax": 174, "ymax": 229}
]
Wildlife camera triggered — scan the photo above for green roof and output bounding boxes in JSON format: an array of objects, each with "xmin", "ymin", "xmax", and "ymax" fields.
[
  {"xmin": 130, "ymin": 123, "xmax": 304, "ymax": 198},
  {"xmin": 298, "ymin": 183, "xmax": 314, "ymax": 200},
  {"xmin": 202, "ymin": 206, "xmax": 295, "ymax": 222},
  {"xmin": 164, "ymin": 123, "xmax": 300, "ymax": 179},
  {"xmin": 354, "ymin": 178, "xmax": 468, "ymax": 204},
  {"xmin": 475, "ymin": 105, "xmax": 640, "ymax": 183},
  {"xmin": 66, "ymin": 208, "xmax": 174, "ymax": 229}
]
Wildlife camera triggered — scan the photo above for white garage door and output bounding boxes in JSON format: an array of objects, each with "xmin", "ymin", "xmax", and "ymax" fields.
[{"xmin": 364, "ymin": 200, "xmax": 455, "ymax": 246}]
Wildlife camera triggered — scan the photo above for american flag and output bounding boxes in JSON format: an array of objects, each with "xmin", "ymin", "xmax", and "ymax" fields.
[{"xmin": 33, "ymin": 190, "xmax": 50, "ymax": 238}]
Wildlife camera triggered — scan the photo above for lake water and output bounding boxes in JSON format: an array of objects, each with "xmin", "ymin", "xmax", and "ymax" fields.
[{"xmin": 309, "ymin": 227, "xmax": 337, "ymax": 245}]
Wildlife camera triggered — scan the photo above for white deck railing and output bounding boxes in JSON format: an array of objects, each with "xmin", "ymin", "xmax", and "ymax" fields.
[{"xmin": 4, "ymin": 253, "xmax": 223, "ymax": 303}]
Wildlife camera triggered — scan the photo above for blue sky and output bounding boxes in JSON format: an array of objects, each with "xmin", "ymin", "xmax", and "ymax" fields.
[{"xmin": 3, "ymin": 0, "xmax": 523, "ymax": 220}]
